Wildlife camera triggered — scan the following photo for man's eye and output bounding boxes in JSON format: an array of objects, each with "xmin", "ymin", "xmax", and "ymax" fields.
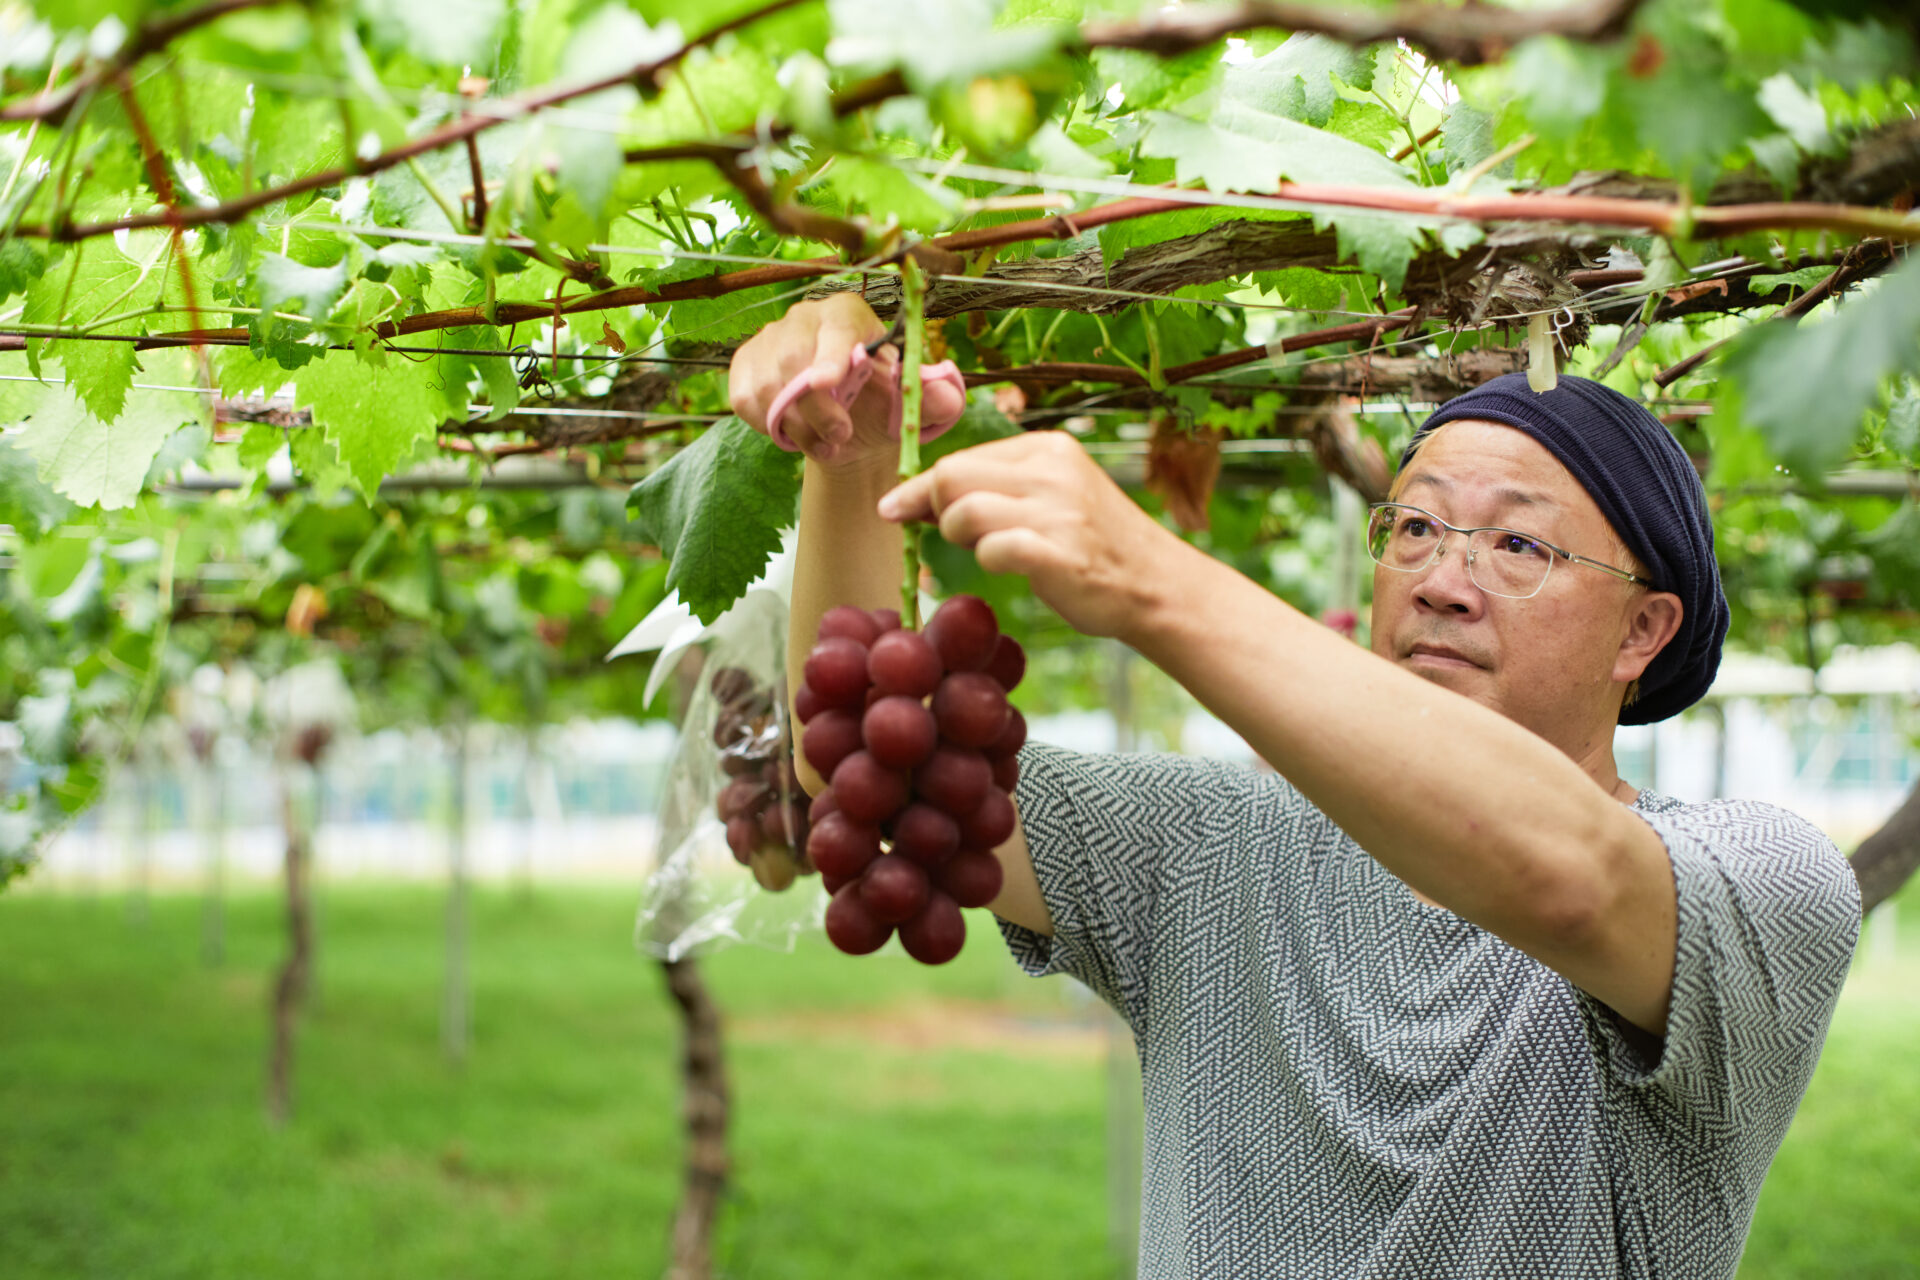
[
  {"xmin": 1399, "ymin": 516, "xmax": 1434, "ymax": 537},
  {"xmin": 1496, "ymin": 534, "xmax": 1543, "ymax": 556}
]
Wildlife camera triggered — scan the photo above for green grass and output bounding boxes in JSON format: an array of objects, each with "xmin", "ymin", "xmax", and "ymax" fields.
[
  {"xmin": 0, "ymin": 885, "xmax": 1111, "ymax": 1280},
  {"xmin": 1, "ymin": 878, "xmax": 1914, "ymax": 1279}
]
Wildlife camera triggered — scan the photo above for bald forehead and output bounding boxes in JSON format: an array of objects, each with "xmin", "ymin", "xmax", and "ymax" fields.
[{"xmin": 1390, "ymin": 420, "xmax": 1588, "ymax": 510}]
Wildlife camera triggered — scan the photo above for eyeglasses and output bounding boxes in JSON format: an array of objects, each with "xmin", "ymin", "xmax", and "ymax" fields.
[{"xmin": 1366, "ymin": 502, "xmax": 1655, "ymax": 600}]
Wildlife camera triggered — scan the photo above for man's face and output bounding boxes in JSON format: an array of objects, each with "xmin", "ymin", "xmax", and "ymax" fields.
[{"xmin": 1367, "ymin": 420, "xmax": 1654, "ymax": 754}]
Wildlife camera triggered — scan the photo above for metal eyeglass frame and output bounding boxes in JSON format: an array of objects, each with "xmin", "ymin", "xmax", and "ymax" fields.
[{"xmin": 1366, "ymin": 502, "xmax": 1656, "ymax": 600}]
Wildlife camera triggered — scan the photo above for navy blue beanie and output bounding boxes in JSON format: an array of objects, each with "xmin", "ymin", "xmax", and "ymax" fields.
[{"xmin": 1400, "ymin": 372, "xmax": 1728, "ymax": 725}]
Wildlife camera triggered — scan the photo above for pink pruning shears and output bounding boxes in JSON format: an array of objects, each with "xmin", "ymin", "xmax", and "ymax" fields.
[{"xmin": 764, "ymin": 313, "xmax": 968, "ymax": 453}]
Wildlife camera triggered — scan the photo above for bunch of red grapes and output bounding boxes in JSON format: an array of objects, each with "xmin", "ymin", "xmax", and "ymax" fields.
[
  {"xmin": 797, "ymin": 595, "xmax": 1026, "ymax": 965},
  {"xmin": 710, "ymin": 665, "xmax": 813, "ymax": 892}
]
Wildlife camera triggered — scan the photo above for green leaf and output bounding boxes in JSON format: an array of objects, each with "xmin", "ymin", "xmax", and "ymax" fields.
[
  {"xmin": 357, "ymin": 0, "xmax": 508, "ymax": 67},
  {"xmin": 1721, "ymin": 254, "xmax": 1920, "ymax": 474},
  {"xmin": 447, "ymin": 327, "xmax": 521, "ymax": 421},
  {"xmin": 22, "ymin": 239, "xmax": 156, "ymax": 422},
  {"xmin": 0, "ymin": 373, "xmax": 206, "ymax": 510},
  {"xmin": 294, "ymin": 351, "xmax": 447, "ymax": 500},
  {"xmin": 250, "ymin": 252, "xmax": 348, "ymax": 370},
  {"xmin": 826, "ymin": 0, "xmax": 1065, "ymax": 89},
  {"xmin": 237, "ymin": 422, "xmax": 285, "ymax": 469},
  {"xmin": 1438, "ymin": 99, "xmax": 1497, "ymax": 178},
  {"xmin": 1756, "ymin": 72, "xmax": 1831, "ymax": 154},
  {"xmin": 627, "ymin": 416, "xmax": 801, "ymax": 623},
  {"xmin": 1139, "ymin": 109, "xmax": 1412, "ymax": 191},
  {"xmin": 824, "ymin": 156, "xmax": 959, "ymax": 231},
  {"xmin": 1221, "ymin": 33, "xmax": 1374, "ymax": 129},
  {"xmin": 0, "ymin": 433, "xmax": 76, "ymax": 537},
  {"xmin": 0, "ymin": 240, "xmax": 47, "ymax": 305}
]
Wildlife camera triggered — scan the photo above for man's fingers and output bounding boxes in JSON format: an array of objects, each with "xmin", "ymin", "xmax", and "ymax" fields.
[
  {"xmin": 974, "ymin": 526, "xmax": 1075, "ymax": 580},
  {"xmin": 934, "ymin": 491, "xmax": 1033, "ymax": 550}
]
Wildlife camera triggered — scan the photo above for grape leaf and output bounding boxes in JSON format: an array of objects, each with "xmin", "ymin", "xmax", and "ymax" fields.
[
  {"xmin": 825, "ymin": 0, "xmax": 1064, "ymax": 88},
  {"xmin": 250, "ymin": 253, "xmax": 348, "ymax": 370},
  {"xmin": 626, "ymin": 415, "xmax": 801, "ymax": 623},
  {"xmin": 22, "ymin": 239, "xmax": 156, "ymax": 422},
  {"xmin": 0, "ymin": 240, "xmax": 47, "ymax": 306},
  {"xmin": 294, "ymin": 351, "xmax": 446, "ymax": 500},
  {"xmin": 0, "ymin": 432, "xmax": 75, "ymax": 537},
  {"xmin": 1721, "ymin": 254, "xmax": 1920, "ymax": 474},
  {"xmin": 1, "ymin": 372, "xmax": 206, "ymax": 510},
  {"xmin": 358, "ymin": 0, "xmax": 508, "ymax": 67},
  {"xmin": 1222, "ymin": 33, "xmax": 1375, "ymax": 128},
  {"xmin": 1139, "ymin": 109, "xmax": 1412, "ymax": 191}
]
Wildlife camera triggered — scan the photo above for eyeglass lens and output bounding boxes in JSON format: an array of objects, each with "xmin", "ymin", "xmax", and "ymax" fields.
[{"xmin": 1366, "ymin": 505, "xmax": 1554, "ymax": 598}]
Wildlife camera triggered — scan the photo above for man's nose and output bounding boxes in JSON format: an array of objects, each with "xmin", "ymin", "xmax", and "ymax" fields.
[{"xmin": 1413, "ymin": 537, "xmax": 1485, "ymax": 615}]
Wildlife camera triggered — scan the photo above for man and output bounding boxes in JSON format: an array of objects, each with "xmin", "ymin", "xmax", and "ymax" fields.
[{"xmin": 730, "ymin": 294, "xmax": 1861, "ymax": 1279}]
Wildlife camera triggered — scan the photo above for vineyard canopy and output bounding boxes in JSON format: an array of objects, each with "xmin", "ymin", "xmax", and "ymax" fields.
[{"xmin": 3, "ymin": 0, "xmax": 1919, "ymax": 878}]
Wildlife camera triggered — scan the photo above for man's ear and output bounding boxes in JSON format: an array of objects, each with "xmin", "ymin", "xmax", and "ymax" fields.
[{"xmin": 1614, "ymin": 591, "xmax": 1684, "ymax": 685}]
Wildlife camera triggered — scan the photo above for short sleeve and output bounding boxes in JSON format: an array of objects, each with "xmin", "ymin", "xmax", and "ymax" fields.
[
  {"xmin": 1577, "ymin": 798, "xmax": 1861, "ymax": 1153},
  {"xmin": 997, "ymin": 740, "xmax": 1269, "ymax": 1034}
]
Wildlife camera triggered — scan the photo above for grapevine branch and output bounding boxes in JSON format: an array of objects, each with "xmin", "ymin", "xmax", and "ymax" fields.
[
  {"xmin": 1078, "ymin": 0, "xmax": 1650, "ymax": 67},
  {"xmin": 6, "ymin": 0, "xmax": 816, "ymax": 242},
  {"xmin": 0, "ymin": 0, "xmax": 290, "ymax": 125}
]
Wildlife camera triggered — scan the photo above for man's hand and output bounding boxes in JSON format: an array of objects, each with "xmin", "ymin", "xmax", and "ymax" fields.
[
  {"xmin": 729, "ymin": 294, "xmax": 894, "ymax": 469},
  {"xmin": 877, "ymin": 432, "xmax": 1194, "ymax": 641}
]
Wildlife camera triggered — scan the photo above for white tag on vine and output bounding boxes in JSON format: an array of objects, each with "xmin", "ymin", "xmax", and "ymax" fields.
[{"xmin": 1527, "ymin": 312, "xmax": 1558, "ymax": 393}]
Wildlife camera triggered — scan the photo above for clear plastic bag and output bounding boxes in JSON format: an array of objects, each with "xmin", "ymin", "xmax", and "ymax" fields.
[{"xmin": 635, "ymin": 588, "xmax": 826, "ymax": 959}]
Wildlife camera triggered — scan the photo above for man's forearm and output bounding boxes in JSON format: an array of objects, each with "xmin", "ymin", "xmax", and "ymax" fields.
[
  {"xmin": 1126, "ymin": 541, "xmax": 1644, "ymax": 954},
  {"xmin": 788, "ymin": 458, "xmax": 904, "ymax": 794}
]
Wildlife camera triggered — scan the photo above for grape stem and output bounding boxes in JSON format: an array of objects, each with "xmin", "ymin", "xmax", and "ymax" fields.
[{"xmin": 898, "ymin": 255, "xmax": 928, "ymax": 630}]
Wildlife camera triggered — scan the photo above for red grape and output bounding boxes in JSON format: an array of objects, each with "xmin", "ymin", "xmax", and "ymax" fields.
[
  {"xmin": 899, "ymin": 892, "xmax": 966, "ymax": 964},
  {"xmin": 870, "ymin": 607, "xmax": 902, "ymax": 634},
  {"xmin": 801, "ymin": 710, "xmax": 863, "ymax": 780},
  {"xmin": 925, "ymin": 595, "xmax": 998, "ymax": 672},
  {"xmin": 863, "ymin": 696, "xmax": 937, "ymax": 770},
  {"xmin": 991, "ymin": 754, "xmax": 1020, "ymax": 793},
  {"xmin": 709, "ymin": 666, "xmax": 754, "ymax": 704},
  {"xmin": 794, "ymin": 683, "xmax": 823, "ymax": 724},
  {"xmin": 957, "ymin": 786, "xmax": 1015, "ymax": 849},
  {"xmin": 932, "ymin": 672, "xmax": 1010, "ymax": 748},
  {"xmin": 831, "ymin": 751, "xmax": 910, "ymax": 825},
  {"xmin": 808, "ymin": 788, "xmax": 840, "ymax": 825},
  {"xmin": 718, "ymin": 776, "xmax": 768, "ymax": 822},
  {"xmin": 804, "ymin": 636, "xmax": 871, "ymax": 707},
  {"xmin": 725, "ymin": 815, "xmax": 758, "ymax": 864},
  {"xmin": 939, "ymin": 850, "xmax": 1004, "ymax": 909},
  {"xmin": 825, "ymin": 885, "xmax": 893, "ymax": 955},
  {"xmin": 759, "ymin": 799, "xmax": 805, "ymax": 845},
  {"xmin": 986, "ymin": 707, "xmax": 1026, "ymax": 759},
  {"xmin": 807, "ymin": 812, "xmax": 880, "ymax": 879},
  {"xmin": 986, "ymin": 634, "xmax": 1025, "ymax": 692},
  {"xmin": 913, "ymin": 745, "xmax": 991, "ymax": 815},
  {"xmin": 889, "ymin": 802, "xmax": 961, "ymax": 867},
  {"xmin": 822, "ymin": 869, "xmax": 853, "ymax": 895},
  {"xmin": 867, "ymin": 630, "xmax": 942, "ymax": 699},
  {"xmin": 818, "ymin": 605, "xmax": 882, "ymax": 647},
  {"xmin": 720, "ymin": 751, "xmax": 759, "ymax": 778},
  {"xmin": 859, "ymin": 854, "xmax": 930, "ymax": 924}
]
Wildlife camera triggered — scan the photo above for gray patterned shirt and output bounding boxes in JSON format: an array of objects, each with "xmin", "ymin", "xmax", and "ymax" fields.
[{"xmin": 999, "ymin": 742, "xmax": 1861, "ymax": 1280}]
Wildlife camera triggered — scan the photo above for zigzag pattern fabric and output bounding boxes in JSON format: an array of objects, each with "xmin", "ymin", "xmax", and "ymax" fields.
[{"xmin": 999, "ymin": 741, "xmax": 1862, "ymax": 1279}]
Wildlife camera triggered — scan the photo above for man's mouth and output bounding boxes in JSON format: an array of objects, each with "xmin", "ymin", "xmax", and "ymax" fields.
[{"xmin": 1406, "ymin": 642, "xmax": 1483, "ymax": 669}]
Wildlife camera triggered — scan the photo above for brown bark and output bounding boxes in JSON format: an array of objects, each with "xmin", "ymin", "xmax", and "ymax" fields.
[
  {"xmin": 266, "ymin": 764, "xmax": 315, "ymax": 1127},
  {"xmin": 1852, "ymin": 776, "xmax": 1920, "ymax": 916},
  {"xmin": 661, "ymin": 956, "xmax": 728, "ymax": 1280}
]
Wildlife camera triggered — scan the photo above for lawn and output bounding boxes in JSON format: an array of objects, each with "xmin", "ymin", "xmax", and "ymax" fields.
[{"xmin": 0, "ymin": 878, "xmax": 1914, "ymax": 1279}]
